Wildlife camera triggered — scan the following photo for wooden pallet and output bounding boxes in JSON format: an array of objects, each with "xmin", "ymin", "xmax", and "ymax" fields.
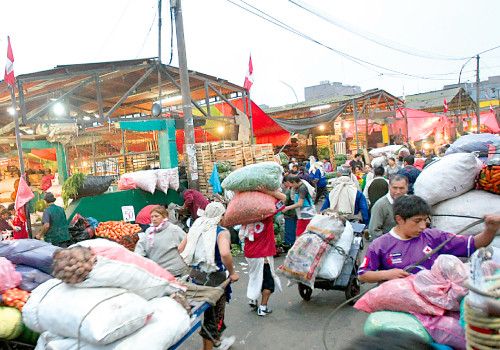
[
  {"xmin": 215, "ymin": 147, "xmax": 243, "ymax": 162},
  {"xmin": 195, "ymin": 143, "xmax": 211, "ymax": 152}
]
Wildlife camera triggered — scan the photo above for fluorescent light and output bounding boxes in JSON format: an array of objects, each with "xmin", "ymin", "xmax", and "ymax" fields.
[
  {"xmin": 161, "ymin": 95, "xmax": 182, "ymax": 104},
  {"xmin": 319, "ymin": 124, "xmax": 325, "ymax": 130},
  {"xmin": 310, "ymin": 104, "xmax": 331, "ymax": 111},
  {"xmin": 217, "ymin": 126, "xmax": 224, "ymax": 133},
  {"xmin": 53, "ymin": 102, "xmax": 65, "ymax": 116},
  {"xmin": 83, "ymin": 116, "xmax": 91, "ymax": 121},
  {"xmin": 25, "ymin": 129, "xmax": 34, "ymax": 134},
  {"xmin": 7, "ymin": 107, "xmax": 15, "ymax": 115}
]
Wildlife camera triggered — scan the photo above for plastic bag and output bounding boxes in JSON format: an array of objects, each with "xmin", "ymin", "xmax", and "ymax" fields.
[
  {"xmin": 221, "ymin": 161, "xmax": 283, "ymax": 191},
  {"xmin": 306, "ymin": 214, "xmax": 345, "ymax": 242},
  {"xmin": 414, "ymin": 153, "xmax": 483, "ymax": 205},
  {"xmin": 68, "ymin": 217, "xmax": 92, "ymax": 243},
  {"xmin": 413, "ymin": 255, "xmax": 468, "ymax": 311},
  {"xmin": 431, "ymin": 189, "xmax": 500, "ymax": 236},
  {"xmin": 77, "ymin": 176, "xmax": 113, "ymax": 197},
  {"xmin": 168, "ymin": 167, "xmax": 180, "ymax": 191},
  {"xmin": 364, "ymin": 311, "xmax": 433, "ymax": 343},
  {"xmin": 278, "ymin": 232, "xmax": 331, "ymax": 289},
  {"xmin": 73, "ymin": 245, "xmax": 185, "ymax": 300},
  {"xmin": 369, "ymin": 145, "xmax": 402, "ymax": 157},
  {"xmin": 354, "ymin": 275, "xmax": 445, "ymax": 315},
  {"xmin": 411, "ymin": 312, "xmax": 466, "ymax": 350},
  {"xmin": 155, "ymin": 169, "xmax": 170, "ymax": 194},
  {"xmin": 317, "ymin": 222, "xmax": 354, "ymax": 279},
  {"xmin": 446, "ymin": 133, "xmax": 500, "ymax": 158},
  {"xmin": 34, "ymin": 296, "xmax": 190, "ymax": 350},
  {"xmin": 117, "ymin": 177, "xmax": 136, "ymax": 191},
  {"xmin": 0, "ymin": 257, "xmax": 22, "ymax": 293},
  {"xmin": 223, "ymin": 191, "xmax": 282, "ymax": 226},
  {"xmin": 120, "ymin": 170, "xmax": 157, "ymax": 194},
  {"xmin": 14, "ymin": 265, "xmax": 52, "ymax": 292},
  {"xmin": 0, "ymin": 239, "xmax": 58, "ymax": 274},
  {"xmin": 23, "ymin": 279, "xmax": 154, "ymax": 345}
]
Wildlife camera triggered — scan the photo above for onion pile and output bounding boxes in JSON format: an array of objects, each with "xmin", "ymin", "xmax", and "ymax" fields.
[{"xmin": 51, "ymin": 247, "xmax": 97, "ymax": 284}]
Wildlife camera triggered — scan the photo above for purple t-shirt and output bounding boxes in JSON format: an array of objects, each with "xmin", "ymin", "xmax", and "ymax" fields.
[{"xmin": 358, "ymin": 228, "xmax": 475, "ymax": 275}]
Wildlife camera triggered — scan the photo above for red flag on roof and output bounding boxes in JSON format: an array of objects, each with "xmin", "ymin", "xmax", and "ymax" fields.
[
  {"xmin": 490, "ymin": 103, "xmax": 494, "ymax": 114},
  {"xmin": 243, "ymin": 55, "xmax": 254, "ymax": 91},
  {"xmin": 443, "ymin": 98, "xmax": 448, "ymax": 114},
  {"xmin": 4, "ymin": 36, "xmax": 15, "ymax": 86}
]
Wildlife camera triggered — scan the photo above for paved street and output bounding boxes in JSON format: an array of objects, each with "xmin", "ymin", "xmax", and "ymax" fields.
[{"xmin": 178, "ymin": 254, "xmax": 372, "ymax": 350}]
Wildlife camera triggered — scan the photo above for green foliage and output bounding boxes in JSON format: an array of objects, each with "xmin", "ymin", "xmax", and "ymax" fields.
[
  {"xmin": 62, "ymin": 172, "xmax": 86, "ymax": 207},
  {"xmin": 278, "ymin": 152, "xmax": 289, "ymax": 167},
  {"xmin": 325, "ymin": 172, "xmax": 337, "ymax": 179},
  {"xmin": 217, "ymin": 161, "xmax": 232, "ymax": 173},
  {"xmin": 34, "ymin": 200, "xmax": 47, "ymax": 212},
  {"xmin": 317, "ymin": 145, "xmax": 330, "ymax": 160},
  {"xmin": 334, "ymin": 154, "xmax": 348, "ymax": 167},
  {"xmin": 231, "ymin": 243, "xmax": 243, "ymax": 256}
]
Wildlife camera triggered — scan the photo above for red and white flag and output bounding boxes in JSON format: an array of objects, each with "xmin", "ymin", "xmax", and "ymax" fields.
[
  {"xmin": 402, "ymin": 86, "xmax": 406, "ymax": 103},
  {"xmin": 490, "ymin": 103, "xmax": 494, "ymax": 114},
  {"xmin": 443, "ymin": 98, "xmax": 448, "ymax": 114},
  {"xmin": 243, "ymin": 55, "xmax": 254, "ymax": 91},
  {"xmin": 4, "ymin": 36, "xmax": 15, "ymax": 86}
]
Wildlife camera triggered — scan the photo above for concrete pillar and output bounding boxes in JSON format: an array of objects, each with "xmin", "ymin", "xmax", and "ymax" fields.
[{"xmin": 158, "ymin": 119, "xmax": 178, "ymax": 168}]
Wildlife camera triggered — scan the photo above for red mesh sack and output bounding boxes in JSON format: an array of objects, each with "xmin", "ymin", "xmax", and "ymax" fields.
[{"xmin": 223, "ymin": 191, "xmax": 281, "ymax": 226}]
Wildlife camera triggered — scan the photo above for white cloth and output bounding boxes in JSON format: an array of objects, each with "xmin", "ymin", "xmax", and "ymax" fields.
[
  {"xmin": 328, "ymin": 177, "xmax": 358, "ymax": 215},
  {"xmin": 180, "ymin": 202, "xmax": 226, "ymax": 273},
  {"xmin": 246, "ymin": 256, "xmax": 282, "ymax": 300},
  {"xmin": 385, "ymin": 192, "xmax": 395, "ymax": 204},
  {"xmin": 314, "ymin": 161, "xmax": 325, "ymax": 177},
  {"xmin": 308, "ymin": 156, "xmax": 317, "ymax": 174},
  {"xmin": 238, "ymin": 223, "xmax": 256, "ymax": 242}
]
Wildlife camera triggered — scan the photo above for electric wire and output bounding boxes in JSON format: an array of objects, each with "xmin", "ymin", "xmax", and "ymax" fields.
[
  {"xmin": 94, "ymin": 0, "xmax": 133, "ymax": 59},
  {"xmin": 136, "ymin": 7, "xmax": 158, "ymax": 58},
  {"xmin": 289, "ymin": 0, "xmax": 469, "ymax": 61}
]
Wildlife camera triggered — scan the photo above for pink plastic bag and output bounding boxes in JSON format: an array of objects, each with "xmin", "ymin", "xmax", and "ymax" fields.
[
  {"xmin": 118, "ymin": 177, "xmax": 137, "ymax": 191},
  {"xmin": 413, "ymin": 255, "xmax": 468, "ymax": 311},
  {"xmin": 411, "ymin": 312, "xmax": 466, "ymax": 350},
  {"xmin": 0, "ymin": 257, "xmax": 22, "ymax": 293},
  {"xmin": 354, "ymin": 275, "xmax": 445, "ymax": 316}
]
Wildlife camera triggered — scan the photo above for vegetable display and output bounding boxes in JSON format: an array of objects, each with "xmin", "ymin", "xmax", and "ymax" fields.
[
  {"xmin": 221, "ymin": 161, "xmax": 283, "ymax": 191},
  {"xmin": 0, "ymin": 306, "xmax": 23, "ymax": 340},
  {"xmin": 62, "ymin": 172, "xmax": 86, "ymax": 206},
  {"xmin": 95, "ymin": 221, "xmax": 142, "ymax": 241},
  {"xmin": 117, "ymin": 232, "xmax": 140, "ymax": 252},
  {"xmin": 217, "ymin": 161, "xmax": 232, "ymax": 173},
  {"xmin": 51, "ymin": 247, "xmax": 97, "ymax": 284},
  {"xmin": 477, "ymin": 165, "xmax": 500, "ymax": 194},
  {"xmin": 1, "ymin": 288, "xmax": 30, "ymax": 311}
]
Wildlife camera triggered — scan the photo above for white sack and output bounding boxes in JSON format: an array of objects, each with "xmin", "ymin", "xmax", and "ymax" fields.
[
  {"xmin": 23, "ymin": 279, "xmax": 153, "ymax": 345},
  {"xmin": 431, "ymin": 190, "xmax": 500, "ymax": 236},
  {"xmin": 120, "ymin": 170, "xmax": 157, "ymax": 194},
  {"xmin": 168, "ymin": 167, "xmax": 180, "ymax": 190},
  {"xmin": 369, "ymin": 145, "xmax": 402, "ymax": 157},
  {"xmin": 72, "ymin": 238, "xmax": 123, "ymax": 248},
  {"xmin": 414, "ymin": 153, "xmax": 483, "ymax": 205},
  {"xmin": 317, "ymin": 222, "xmax": 354, "ymax": 279},
  {"xmin": 155, "ymin": 169, "xmax": 170, "ymax": 194},
  {"xmin": 34, "ymin": 296, "xmax": 190, "ymax": 350}
]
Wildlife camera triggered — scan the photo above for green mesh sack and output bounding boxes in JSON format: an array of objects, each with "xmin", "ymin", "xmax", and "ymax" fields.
[
  {"xmin": 221, "ymin": 162, "xmax": 283, "ymax": 191},
  {"xmin": 364, "ymin": 311, "xmax": 432, "ymax": 343}
]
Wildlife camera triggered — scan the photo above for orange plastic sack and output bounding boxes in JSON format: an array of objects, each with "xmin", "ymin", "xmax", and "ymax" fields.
[
  {"xmin": 223, "ymin": 191, "xmax": 282, "ymax": 226},
  {"xmin": 354, "ymin": 275, "xmax": 445, "ymax": 316}
]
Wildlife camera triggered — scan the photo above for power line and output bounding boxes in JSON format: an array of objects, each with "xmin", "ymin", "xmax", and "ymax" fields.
[
  {"xmin": 289, "ymin": 0, "xmax": 469, "ymax": 61},
  {"xmin": 95, "ymin": 0, "xmax": 133, "ymax": 59},
  {"xmin": 136, "ymin": 7, "xmax": 158, "ymax": 58}
]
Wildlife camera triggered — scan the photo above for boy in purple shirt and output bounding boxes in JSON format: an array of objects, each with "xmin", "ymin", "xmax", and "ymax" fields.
[{"xmin": 359, "ymin": 195, "xmax": 500, "ymax": 283}]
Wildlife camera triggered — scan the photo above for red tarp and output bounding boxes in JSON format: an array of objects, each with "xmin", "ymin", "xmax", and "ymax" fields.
[
  {"xmin": 462, "ymin": 111, "xmax": 500, "ymax": 133},
  {"xmin": 392, "ymin": 109, "xmax": 446, "ymax": 141},
  {"xmin": 175, "ymin": 129, "xmax": 221, "ymax": 153},
  {"xmin": 30, "ymin": 148, "xmax": 57, "ymax": 161}
]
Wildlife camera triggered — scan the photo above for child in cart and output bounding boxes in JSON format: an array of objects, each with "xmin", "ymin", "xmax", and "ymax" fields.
[{"xmin": 358, "ymin": 195, "xmax": 500, "ymax": 284}]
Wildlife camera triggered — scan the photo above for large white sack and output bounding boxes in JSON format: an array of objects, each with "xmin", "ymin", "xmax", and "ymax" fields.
[
  {"xmin": 317, "ymin": 222, "xmax": 354, "ymax": 279},
  {"xmin": 23, "ymin": 279, "xmax": 154, "ymax": 345},
  {"xmin": 414, "ymin": 153, "xmax": 483, "ymax": 205},
  {"xmin": 431, "ymin": 190, "xmax": 500, "ymax": 236},
  {"xmin": 34, "ymin": 296, "xmax": 190, "ymax": 350},
  {"xmin": 369, "ymin": 145, "xmax": 402, "ymax": 157},
  {"xmin": 155, "ymin": 169, "xmax": 170, "ymax": 194},
  {"xmin": 120, "ymin": 170, "xmax": 157, "ymax": 194},
  {"xmin": 168, "ymin": 167, "xmax": 180, "ymax": 190},
  {"xmin": 72, "ymin": 238, "xmax": 123, "ymax": 248}
]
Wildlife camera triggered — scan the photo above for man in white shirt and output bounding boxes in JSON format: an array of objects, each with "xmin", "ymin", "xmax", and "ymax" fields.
[{"xmin": 367, "ymin": 175, "xmax": 408, "ymax": 240}]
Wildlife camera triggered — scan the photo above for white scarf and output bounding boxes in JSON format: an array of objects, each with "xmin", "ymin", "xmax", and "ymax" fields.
[
  {"xmin": 328, "ymin": 176, "xmax": 358, "ymax": 215},
  {"xmin": 145, "ymin": 218, "xmax": 169, "ymax": 248},
  {"xmin": 180, "ymin": 202, "xmax": 226, "ymax": 273}
]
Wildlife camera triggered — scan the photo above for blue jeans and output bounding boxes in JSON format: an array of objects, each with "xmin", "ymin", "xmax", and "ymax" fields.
[{"xmin": 284, "ymin": 217, "xmax": 297, "ymax": 245}]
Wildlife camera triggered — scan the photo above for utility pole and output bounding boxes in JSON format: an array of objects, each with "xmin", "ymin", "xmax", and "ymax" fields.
[
  {"xmin": 476, "ymin": 54, "xmax": 481, "ymax": 134},
  {"xmin": 171, "ymin": 0, "xmax": 198, "ymax": 189},
  {"xmin": 157, "ymin": 0, "xmax": 163, "ymax": 107}
]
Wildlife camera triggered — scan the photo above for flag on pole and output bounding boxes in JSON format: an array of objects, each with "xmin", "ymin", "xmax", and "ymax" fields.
[
  {"xmin": 243, "ymin": 55, "xmax": 254, "ymax": 91},
  {"xmin": 443, "ymin": 98, "xmax": 448, "ymax": 114},
  {"xmin": 4, "ymin": 36, "xmax": 15, "ymax": 86},
  {"xmin": 490, "ymin": 103, "xmax": 494, "ymax": 114},
  {"xmin": 402, "ymin": 86, "xmax": 406, "ymax": 103}
]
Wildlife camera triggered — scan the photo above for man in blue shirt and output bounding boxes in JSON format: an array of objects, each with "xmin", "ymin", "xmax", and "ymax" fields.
[{"xmin": 397, "ymin": 155, "xmax": 421, "ymax": 194}]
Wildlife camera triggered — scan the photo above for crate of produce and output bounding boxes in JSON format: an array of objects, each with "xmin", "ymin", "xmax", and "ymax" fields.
[
  {"xmin": 195, "ymin": 143, "xmax": 211, "ymax": 152},
  {"xmin": 215, "ymin": 147, "xmax": 243, "ymax": 161},
  {"xmin": 220, "ymin": 141, "xmax": 233, "ymax": 148}
]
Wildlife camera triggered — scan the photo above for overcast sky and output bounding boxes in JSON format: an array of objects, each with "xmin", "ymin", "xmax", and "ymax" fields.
[{"xmin": 1, "ymin": 0, "xmax": 499, "ymax": 108}]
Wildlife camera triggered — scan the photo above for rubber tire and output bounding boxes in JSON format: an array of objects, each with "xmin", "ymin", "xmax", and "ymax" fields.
[
  {"xmin": 298, "ymin": 283, "xmax": 313, "ymax": 301},
  {"xmin": 345, "ymin": 274, "xmax": 361, "ymax": 305}
]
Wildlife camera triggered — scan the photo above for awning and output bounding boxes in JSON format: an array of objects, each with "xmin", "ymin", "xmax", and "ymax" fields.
[{"xmin": 272, "ymin": 104, "xmax": 348, "ymax": 133}]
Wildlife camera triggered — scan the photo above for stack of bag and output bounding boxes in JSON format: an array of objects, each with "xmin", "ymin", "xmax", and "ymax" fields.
[
  {"xmin": 117, "ymin": 168, "xmax": 179, "ymax": 194},
  {"xmin": 22, "ymin": 241, "xmax": 191, "ymax": 350},
  {"xmin": 221, "ymin": 162, "xmax": 284, "ymax": 226},
  {"xmin": 413, "ymin": 137, "xmax": 500, "ymax": 247},
  {"xmin": 278, "ymin": 214, "xmax": 346, "ymax": 288}
]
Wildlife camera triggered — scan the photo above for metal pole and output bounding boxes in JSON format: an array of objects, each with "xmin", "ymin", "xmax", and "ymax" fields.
[
  {"xmin": 91, "ymin": 131, "xmax": 97, "ymax": 175},
  {"xmin": 157, "ymin": 0, "xmax": 163, "ymax": 111},
  {"xmin": 10, "ymin": 85, "xmax": 32, "ymax": 237},
  {"xmin": 248, "ymin": 91, "xmax": 254, "ymax": 144},
  {"xmin": 172, "ymin": 0, "xmax": 198, "ymax": 189},
  {"xmin": 476, "ymin": 54, "xmax": 481, "ymax": 133},
  {"xmin": 353, "ymin": 99, "xmax": 360, "ymax": 152},
  {"xmin": 404, "ymin": 100, "xmax": 409, "ymax": 143}
]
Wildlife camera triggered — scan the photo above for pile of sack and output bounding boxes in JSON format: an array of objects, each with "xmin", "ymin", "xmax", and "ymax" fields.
[
  {"xmin": 278, "ymin": 213, "xmax": 347, "ymax": 288},
  {"xmin": 356, "ymin": 254, "xmax": 477, "ymax": 349},
  {"xmin": 118, "ymin": 168, "xmax": 179, "ymax": 194},
  {"xmin": 22, "ymin": 240, "xmax": 191, "ymax": 349},
  {"xmin": 221, "ymin": 162, "xmax": 284, "ymax": 226},
  {"xmin": 413, "ymin": 135, "xmax": 500, "ymax": 244}
]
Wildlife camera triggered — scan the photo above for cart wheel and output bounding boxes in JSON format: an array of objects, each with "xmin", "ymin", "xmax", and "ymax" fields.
[
  {"xmin": 298, "ymin": 283, "xmax": 312, "ymax": 301},
  {"xmin": 345, "ymin": 274, "xmax": 361, "ymax": 305}
]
